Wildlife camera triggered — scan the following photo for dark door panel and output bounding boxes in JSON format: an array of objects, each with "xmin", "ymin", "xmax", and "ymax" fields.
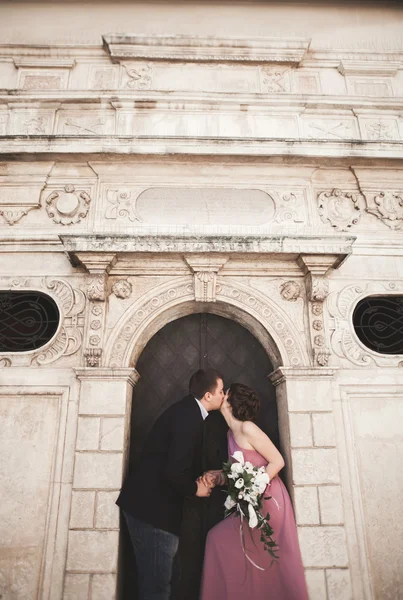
[{"xmin": 120, "ymin": 313, "xmax": 278, "ymax": 600}]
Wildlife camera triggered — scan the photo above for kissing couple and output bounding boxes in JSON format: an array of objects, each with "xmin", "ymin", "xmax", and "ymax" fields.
[{"xmin": 117, "ymin": 368, "xmax": 308, "ymax": 600}]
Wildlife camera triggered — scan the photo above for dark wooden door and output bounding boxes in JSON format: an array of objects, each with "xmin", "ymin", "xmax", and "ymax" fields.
[{"xmin": 120, "ymin": 313, "xmax": 278, "ymax": 599}]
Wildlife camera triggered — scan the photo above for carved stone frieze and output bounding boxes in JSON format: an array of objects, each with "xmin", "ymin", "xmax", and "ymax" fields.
[
  {"xmin": 365, "ymin": 191, "xmax": 403, "ymax": 229},
  {"xmin": 44, "ymin": 184, "xmax": 91, "ymax": 225},
  {"xmin": 317, "ymin": 188, "xmax": 363, "ymax": 231},
  {"xmin": 327, "ymin": 281, "xmax": 403, "ymax": 367},
  {"xmin": 112, "ymin": 279, "xmax": 133, "ymax": 299},
  {"xmin": 0, "ymin": 357, "xmax": 12, "ymax": 367},
  {"xmin": 61, "ymin": 234, "xmax": 354, "ymax": 257}
]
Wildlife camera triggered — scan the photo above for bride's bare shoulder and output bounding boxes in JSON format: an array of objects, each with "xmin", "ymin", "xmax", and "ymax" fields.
[{"xmin": 241, "ymin": 420, "xmax": 261, "ymax": 436}]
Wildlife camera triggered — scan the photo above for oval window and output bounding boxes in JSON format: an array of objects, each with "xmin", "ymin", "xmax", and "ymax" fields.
[
  {"xmin": 353, "ymin": 296, "xmax": 403, "ymax": 355},
  {"xmin": 0, "ymin": 292, "xmax": 60, "ymax": 352}
]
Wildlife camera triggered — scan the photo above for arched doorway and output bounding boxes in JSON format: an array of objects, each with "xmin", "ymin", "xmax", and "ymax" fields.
[{"xmin": 120, "ymin": 313, "xmax": 279, "ymax": 599}]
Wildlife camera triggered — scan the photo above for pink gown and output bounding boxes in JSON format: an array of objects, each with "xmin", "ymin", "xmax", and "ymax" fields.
[{"xmin": 200, "ymin": 431, "xmax": 308, "ymax": 600}]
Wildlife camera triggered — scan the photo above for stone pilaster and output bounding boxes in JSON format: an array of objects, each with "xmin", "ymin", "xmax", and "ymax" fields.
[
  {"xmin": 269, "ymin": 367, "xmax": 352, "ymax": 600},
  {"xmin": 65, "ymin": 368, "xmax": 139, "ymax": 600}
]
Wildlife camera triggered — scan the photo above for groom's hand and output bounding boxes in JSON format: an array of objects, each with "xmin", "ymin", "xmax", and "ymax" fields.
[
  {"xmin": 195, "ymin": 478, "xmax": 212, "ymax": 497},
  {"xmin": 201, "ymin": 470, "xmax": 225, "ymax": 488}
]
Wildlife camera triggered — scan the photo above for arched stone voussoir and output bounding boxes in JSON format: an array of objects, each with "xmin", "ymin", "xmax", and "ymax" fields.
[{"xmin": 104, "ymin": 276, "xmax": 309, "ymax": 369}]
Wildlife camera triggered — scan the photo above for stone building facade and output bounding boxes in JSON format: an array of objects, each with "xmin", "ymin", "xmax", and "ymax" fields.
[{"xmin": 0, "ymin": 2, "xmax": 403, "ymax": 599}]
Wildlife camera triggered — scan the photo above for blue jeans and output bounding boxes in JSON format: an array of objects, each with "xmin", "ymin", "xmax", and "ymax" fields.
[{"xmin": 124, "ymin": 512, "xmax": 179, "ymax": 600}]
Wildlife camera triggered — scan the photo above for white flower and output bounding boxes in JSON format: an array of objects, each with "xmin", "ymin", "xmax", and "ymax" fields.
[
  {"xmin": 235, "ymin": 477, "xmax": 244, "ymax": 489},
  {"xmin": 224, "ymin": 495, "xmax": 236, "ymax": 510},
  {"xmin": 248, "ymin": 503, "xmax": 258, "ymax": 529},
  {"xmin": 244, "ymin": 461, "xmax": 254, "ymax": 473},
  {"xmin": 232, "ymin": 451, "xmax": 245, "ymax": 465},
  {"xmin": 255, "ymin": 472, "xmax": 270, "ymax": 486},
  {"xmin": 238, "ymin": 492, "xmax": 244, "ymax": 499},
  {"xmin": 231, "ymin": 463, "xmax": 243, "ymax": 476}
]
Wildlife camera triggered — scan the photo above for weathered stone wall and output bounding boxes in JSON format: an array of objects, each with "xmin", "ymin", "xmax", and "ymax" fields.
[{"xmin": 1, "ymin": 2, "xmax": 403, "ymax": 599}]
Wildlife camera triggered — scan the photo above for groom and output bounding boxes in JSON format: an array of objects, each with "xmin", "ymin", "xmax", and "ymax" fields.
[{"xmin": 116, "ymin": 368, "xmax": 225, "ymax": 600}]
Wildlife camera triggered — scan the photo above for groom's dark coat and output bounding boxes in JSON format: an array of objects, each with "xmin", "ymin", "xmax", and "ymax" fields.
[{"xmin": 116, "ymin": 394, "xmax": 205, "ymax": 535}]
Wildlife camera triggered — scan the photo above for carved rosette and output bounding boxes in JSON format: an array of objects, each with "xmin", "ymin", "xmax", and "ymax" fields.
[
  {"xmin": 365, "ymin": 191, "xmax": 403, "ymax": 230},
  {"xmin": 317, "ymin": 188, "xmax": 362, "ymax": 231},
  {"xmin": 45, "ymin": 184, "xmax": 91, "ymax": 225}
]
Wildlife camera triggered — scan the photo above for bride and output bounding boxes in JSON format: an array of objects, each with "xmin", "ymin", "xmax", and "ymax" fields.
[{"xmin": 200, "ymin": 383, "xmax": 308, "ymax": 600}]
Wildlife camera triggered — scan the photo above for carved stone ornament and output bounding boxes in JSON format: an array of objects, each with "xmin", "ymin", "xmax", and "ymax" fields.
[
  {"xmin": 366, "ymin": 191, "xmax": 403, "ymax": 229},
  {"xmin": 45, "ymin": 185, "xmax": 91, "ymax": 225},
  {"xmin": 123, "ymin": 63, "xmax": 152, "ymax": 90},
  {"xmin": 0, "ymin": 184, "xmax": 42, "ymax": 226},
  {"xmin": 87, "ymin": 277, "xmax": 106, "ymax": 302},
  {"xmin": 307, "ymin": 274, "xmax": 330, "ymax": 303},
  {"xmin": 312, "ymin": 303, "xmax": 323, "ymax": 316},
  {"xmin": 0, "ymin": 206, "xmax": 38, "ymax": 226},
  {"xmin": 0, "ymin": 357, "xmax": 12, "ymax": 367},
  {"xmin": 195, "ymin": 272, "xmax": 216, "ymax": 303},
  {"xmin": 112, "ymin": 279, "xmax": 133, "ymax": 299},
  {"xmin": 280, "ymin": 281, "xmax": 301, "ymax": 302},
  {"xmin": 84, "ymin": 347, "xmax": 102, "ymax": 367},
  {"xmin": 260, "ymin": 67, "xmax": 291, "ymax": 93},
  {"xmin": 317, "ymin": 188, "xmax": 362, "ymax": 231},
  {"xmin": 314, "ymin": 347, "xmax": 331, "ymax": 367}
]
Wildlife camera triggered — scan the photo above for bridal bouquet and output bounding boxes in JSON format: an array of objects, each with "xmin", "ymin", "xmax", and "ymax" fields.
[{"xmin": 222, "ymin": 451, "xmax": 279, "ymax": 563}]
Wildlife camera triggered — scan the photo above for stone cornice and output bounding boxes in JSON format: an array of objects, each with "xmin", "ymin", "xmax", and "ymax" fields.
[
  {"xmin": 1, "ymin": 136, "xmax": 402, "ymax": 160},
  {"xmin": 60, "ymin": 234, "xmax": 354, "ymax": 264},
  {"xmin": 102, "ymin": 34, "xmax": 311, "ymax": 64}
]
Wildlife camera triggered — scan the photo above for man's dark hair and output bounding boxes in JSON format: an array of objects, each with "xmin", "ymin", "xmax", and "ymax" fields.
[{"xmin": 189, "ymin": 368, "xmax": 223, "ymax": 400}]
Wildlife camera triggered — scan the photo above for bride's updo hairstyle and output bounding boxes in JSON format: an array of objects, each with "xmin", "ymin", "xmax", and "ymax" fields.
[{"xmin": 227, "ymin": 383, "xmax": 260, "ymax": 422}]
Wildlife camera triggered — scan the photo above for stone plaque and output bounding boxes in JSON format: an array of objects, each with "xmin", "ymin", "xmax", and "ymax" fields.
[{"xmin": 135, "ymin": 187, "xmax": 275, "ymax": 226}]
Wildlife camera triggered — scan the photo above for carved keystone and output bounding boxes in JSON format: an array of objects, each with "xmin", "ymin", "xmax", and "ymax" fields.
[{"xmin": 184, "ymin": 256, "xmax": 228, "ymax": 302}]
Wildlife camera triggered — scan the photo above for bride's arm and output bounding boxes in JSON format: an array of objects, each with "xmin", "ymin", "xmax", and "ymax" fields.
[{"xmin": 242, "ymin": 421, "xmax": 285, "ymax": 481}]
